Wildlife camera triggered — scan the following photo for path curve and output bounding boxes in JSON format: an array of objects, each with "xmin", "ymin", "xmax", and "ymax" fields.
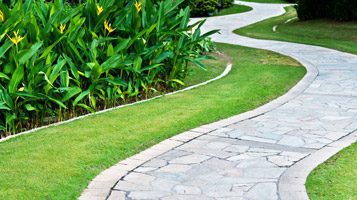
[{"xmin": 80, "ymin": 1, "xmax": 357, "ymax": 199}]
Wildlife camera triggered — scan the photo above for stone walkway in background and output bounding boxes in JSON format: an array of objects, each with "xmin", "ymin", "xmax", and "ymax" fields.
[{"xmin": 81, "ymin": 1, "xmax": 357, "ymax": 200}]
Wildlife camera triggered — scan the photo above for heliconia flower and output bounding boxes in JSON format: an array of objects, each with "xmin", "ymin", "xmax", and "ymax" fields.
[
  {"xmin": 60, "ymin": 24, "xmax": 66, "ymax": 34},
  {"xmin": 0, "ymin": 10, "xmax": 5, "ymax": 22},
  {"xmin": 135, "ymin": 1, "xmax": 142, "ymax": 13},
  {"xmin": 104, "ymin": 20, "xmax": 116, "ymax": 34},
  {"xmin": 8, "ymin": 30, "xmax": 24, "ymax": 46},
  {"xmin": 96, "ymin": 4, "xmax": 103, "ymax": 15}
]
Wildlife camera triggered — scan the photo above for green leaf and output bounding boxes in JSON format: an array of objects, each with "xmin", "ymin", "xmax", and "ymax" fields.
[
  {"xmin": 19, "ymin": 42, "xmax": 43, "ymax": 64},
  {"xmin": 0, "ymin": 103, "xmax": 10, "ymax": 111},
  {"xmin": 153, "ymin": 51, "xmax": 173, "ymax": 63},
  {"xmin": 107, "ymin": 44, "xmax": 114, "ymax": 57},
  {"xmin": 134, "ymin": 56, "xmax": 142, "ymax": 72},
  {"xmin": 62, "ymin": 87, "xmax": 81, "ymax": 102},
  {"xmin": 0, "ymin": 40, "xmax": 13, "ymax": 58},
  {"xmin": 8, "ymin": 65, "xmax": 24, "ymax": 93},
  {"xmin": 114, "ymin": 38, "xmax": 131, "ymax": 52},
  {"xmin": 77, "ymin": 103, "xmax": 95, "ymax": 113},
  {"xmin": 73, "ymin": 89, "xmax": 90, "ymax": 106},
  {"xmin": 40, "ymin": 36, "xmax": 65, "ymax": 59},
  {"xmin": 0, "ymin": 72, "xmax": 10, "ymax": 80},
  {"xmin": 24, "ymin": 104, "xmax": 37, "ymax": 111},
  {"xmin": 170, "ymin": 78, "xmax": 185, "ymax": 86}
]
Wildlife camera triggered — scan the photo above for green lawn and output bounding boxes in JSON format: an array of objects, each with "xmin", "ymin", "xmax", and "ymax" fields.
[
  {"xmin": 214, "ymin": 4, "xmax": 252, "ymax": 16},
  {"xmin": 0, "ymin": 43, "xmax": 305, "ymax": 199},
  {"xmin": 235, "ymin": 6, "xmax": 357, "ymax": 54},
  {"xmin": 240, "ymin": 0, "xmax": 290, "ymax": 3},
  {"xmin": 306, "ymin": 143, "xmax": 357, "ymax": 200},
  {"xmin": 184, "ymin": 52, "xmax": 227, "ymax": 86}
]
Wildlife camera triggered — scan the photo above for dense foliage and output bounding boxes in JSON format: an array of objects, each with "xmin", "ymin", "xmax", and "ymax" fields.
[
  {"xmin": 190, "ymin": 0, "xmax": 218, "ymax": 17},
  {"xmin": 0, "ymin": 0, "xmax": 217, "ymax": 136},
  {"xmin": 296, "ymin": 0, "xmax": 357, "ymax": 21},
  {"xmin": 183, "ymin": 0, "xmax": 234, "ymax": 17},
  {"xmin": 219, "ymin": 0, "xmax": 234, "ymax": 9}
]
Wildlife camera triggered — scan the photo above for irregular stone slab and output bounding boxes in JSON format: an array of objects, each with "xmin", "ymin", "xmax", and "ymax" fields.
[
  {"xmin": 173, "ymin": 185, "xmax": 202, "ymax": 195},
  {"xmin": 170, "ymin": 154, "xmax": 211, "ymax": 164},
  {"xmin": 245, "ymin": 182, "xmax": 278, "ymax": 200}
]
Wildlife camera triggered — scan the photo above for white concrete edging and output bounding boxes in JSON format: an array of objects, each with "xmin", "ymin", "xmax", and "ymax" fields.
[{"xmin": 278, "ymin": 132, "xmax": 356, "ymax": 200}]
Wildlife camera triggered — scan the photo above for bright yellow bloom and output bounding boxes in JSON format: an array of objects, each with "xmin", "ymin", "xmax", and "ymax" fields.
[
  {"xmin": 8, "ymin": 30, "xmax": 24, "ymax": 46},
  {"xmin": 0, "ymin": 10, "xmax": 5, "ymax": 22},
  {"xmin": 104, "ymin": 20, "xmax": 115, "ymax": 34},
  {"xmin": 59, "ymin": 24, "xmax": 66, "ymax": 34},
  {"xmin": 135, "ymin": 1, "xmax": 142, "ymax": 13},
  {"xmin": 96, "ymin": 4, "xmax": 103, "ymax": 15}
]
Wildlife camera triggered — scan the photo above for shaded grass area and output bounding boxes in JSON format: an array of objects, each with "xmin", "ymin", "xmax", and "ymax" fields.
[
  {"xmin": 0, "ymin": 43, "xmax": 306, "ymax": 199},
  {"xmin": 240, "ymin": 0, "xmax": 289, "ymax": 3},
  {"xmin": 214, "ymin": 4, "xmax": 252, "ymax": 16},
  {"xmin": 306, "ymin": 143, "xmax": 357, "ymax": 200},
  {"xmin": 235, "ymin": 6, "xmax": 357, "ymax": 54}
]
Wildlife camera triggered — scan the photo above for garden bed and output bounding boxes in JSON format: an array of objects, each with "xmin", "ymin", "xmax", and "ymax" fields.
[{"xmin": 0, "ymin": 0, "xmax": 217, "ymax": 137}]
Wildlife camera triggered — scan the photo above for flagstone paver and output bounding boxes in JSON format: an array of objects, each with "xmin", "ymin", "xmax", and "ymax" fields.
[{"xmin": 81, "ymin": 1, "xmax": 357, "ymax": 200}]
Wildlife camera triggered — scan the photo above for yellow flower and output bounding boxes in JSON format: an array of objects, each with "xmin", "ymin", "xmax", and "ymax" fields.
[
  {"xmin": 0, "ymin": 10, "xmax": 5, "ymax": 22},
  {"xmin": 96, "ymin": 4, "xmax": 103, "ymax": 15},
  {"xmin": 59, "ymin": 24, "xmax": 66, "ymax": 34},
  {"xmin": 7, "ymin": 30, "xmax": 24, "ymax": 46},
  {"xmin": 135, "ymin": 0, "xmax": 142, "ymax": 13},
  {"xmin": 104, "ymin": 20, "xmax": 115, "ymax": 34}
]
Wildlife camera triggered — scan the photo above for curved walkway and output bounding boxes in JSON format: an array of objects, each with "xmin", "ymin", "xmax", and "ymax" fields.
[{"xmin": 80, "ymin": 1, "xmax": 357, "ymax": 200}]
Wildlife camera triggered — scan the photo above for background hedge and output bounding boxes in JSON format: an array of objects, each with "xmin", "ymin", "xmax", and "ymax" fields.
[
  {"xmin": 184, "ymin": 0, "xmax": 234, "ymax": 17},
  {"xmin": 296, "ymin": 0, "xmax": 357, "ymax": 21}
]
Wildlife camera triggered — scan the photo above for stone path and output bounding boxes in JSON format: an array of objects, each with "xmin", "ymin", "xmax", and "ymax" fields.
[{"xmin": 81, "ymin": 1, "xmax": 356, "ymax": 200}]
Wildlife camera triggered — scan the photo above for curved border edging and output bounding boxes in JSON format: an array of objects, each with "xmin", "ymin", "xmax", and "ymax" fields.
[
  {"xmin": 0, "ymin": 61, "xmax": 232, "ymax": 143},
  {"xmin": 80, "ymin": 49, "xmax": 318, "ymax": 200},
  {"xmin": 278, "ymin": 131, "xmax": 356, "ymax": 200}
]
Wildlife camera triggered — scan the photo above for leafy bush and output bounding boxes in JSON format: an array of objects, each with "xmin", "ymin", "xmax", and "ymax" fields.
[
  {"xmin": 183, "ymin": 0, "xmax": 236, "ymax": 17},
  {"xmin": 189, "ymin": 0, "xmax": 219, "ymax": 17},
  {"xmin": 219, "ymin": 0, "xmax": 234, "ymax": 9},
  {"xmin": 0, "ymin": 0, "xmax": 217, "ymax": 136},
  {"xmin": 296, "ymin": 0, "xmax": 357, "ymax": 21}
]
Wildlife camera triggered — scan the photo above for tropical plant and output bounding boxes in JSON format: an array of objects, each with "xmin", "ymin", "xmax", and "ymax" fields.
[{"xmin": 0, "ymin": 0, "xmax": 217, "ymax": 136}]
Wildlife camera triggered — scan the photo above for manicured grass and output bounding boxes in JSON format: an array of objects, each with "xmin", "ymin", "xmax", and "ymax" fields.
[
  {"xmin": 184, "ymin": 52, "xmax": 227, "ymax": 86},
  {"xmin": 240, "ymin": 0, "xmax": 289, "ymax": 3},
  {"xmin": 0, "ymin": 43, "xmax": 305, "ymax": 199},
  {"xmin": 306, "ymin": 143, "xmax": 357, "ymax": 200},
  {"xmin": 214, "ymin": 4, "xmax": 252, "ymax": 16},
  {"xmin": 235, "ymin": 6, "xmax": 357, "ymax": 54}
]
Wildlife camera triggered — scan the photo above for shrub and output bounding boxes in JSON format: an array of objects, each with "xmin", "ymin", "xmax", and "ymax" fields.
[
  {"xmin": 296, "ymin": 0, "xmax": 357, "ymax": 21},
  {"xmin": 184, "ymin": 0, "xmax": 235, "ymax": 17},
  {"xmin": 219, "ymin": 0, "xmax": 234, "ymax": 9},
  {"xmin": 0, "ymin": 0, "xmax": 217, "ymax": 136},
  {"xmin": 189, "ymin": 0, "xmax": 219, "ymax": 17}
]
